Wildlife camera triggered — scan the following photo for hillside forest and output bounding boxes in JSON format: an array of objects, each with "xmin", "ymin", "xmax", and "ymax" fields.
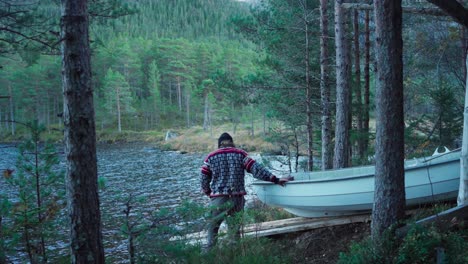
[{"xmin": 0, "ymin": 0, "xmax": 466, "ymax": 168}]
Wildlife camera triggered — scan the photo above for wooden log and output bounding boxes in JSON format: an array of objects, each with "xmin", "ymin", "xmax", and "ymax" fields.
[
  {"xmin": 245, "ymin": 214, "xmax": 371, "ymax": 237},
  {"xmin": 171, "ymin": 214, "xmax": 372, "ymax": 245},
  {"xmin": 0, "ymin": 96, "xmax": 11, "ymax": 99}
]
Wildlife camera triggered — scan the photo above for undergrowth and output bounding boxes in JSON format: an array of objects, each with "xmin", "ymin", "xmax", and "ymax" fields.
[{"xmin": 338, "ymin": 205, "xmax": 468, "ymax": 264}]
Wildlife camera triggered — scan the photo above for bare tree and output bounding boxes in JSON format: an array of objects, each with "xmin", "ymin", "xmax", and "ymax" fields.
[
  {"xmin": 371, "ymin": 0, "xmax": 406, "ymax": 239},
  {"xmin": 60, "ymin": 0, "xmax": 105, "ymax": 262}
]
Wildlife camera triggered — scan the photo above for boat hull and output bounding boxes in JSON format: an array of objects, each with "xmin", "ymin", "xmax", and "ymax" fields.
[{"xmin": 252, "ymin": 150, "xmax": 460, "ymax": 217}]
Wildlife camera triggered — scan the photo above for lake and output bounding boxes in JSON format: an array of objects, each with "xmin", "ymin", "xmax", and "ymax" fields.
[{"xmin": 0, "ymin": 142, "xmax": 278, "ymax": 262}]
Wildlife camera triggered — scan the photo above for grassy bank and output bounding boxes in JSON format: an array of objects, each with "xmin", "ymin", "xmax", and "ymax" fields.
[{"xmin": 0, "ymin": 124, "xmax": 278, "ymax": 154}]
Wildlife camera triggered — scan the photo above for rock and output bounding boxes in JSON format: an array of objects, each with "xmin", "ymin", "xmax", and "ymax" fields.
[{"xmin": 165, "ymin": 130, "xmax": 178, "ymax": 141}]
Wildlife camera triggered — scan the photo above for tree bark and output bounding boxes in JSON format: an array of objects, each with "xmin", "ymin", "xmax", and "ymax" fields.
[
  {"xmin": 459, "ymin": 54, "xmax": 468, "ymax": 206},
  {"xmin": 333, "ymin": 0, "xmax": 351, "ymax": 169},
  {"xmin": 462, "ymin": 26, "xmax": 467, "ymax": 83},
  {"xmin": 8, "ymin": 85, "xmax": 15, "ymax": 135},
  {"xmin": 353, "ymin": 9, "xmax": 364, "ymax": 160},
  {"xmin": 320, "ymin": 0, "xmax": 333, "ymax": 170},
  {"xmin": 371, "ymin": 0, "xmax": 406, "ymax": 239},
  {"xmin": 363, "ymin": 10, "xmax": 371, "ymax": 160},
  {"xmin": 303, "ymin": 0, "xmax": 313, "ymax": 171},
  {"xmin": 60, "ymin": 0, "xmax": 105, "ymax": 262},
  {"xmin": 203, "ymin": 93, "xmax": 209, "ymax": 131},
  {"xmin": 177, "ymin": 76, "xmax": 182, "ymax": 112},
  {"xmin": 116, "ymin": 87, "xmax": 122, "ymax": 132},
  {"xmin": 186, "ymin": 88, "xmax": 190, "ymax": 127}
]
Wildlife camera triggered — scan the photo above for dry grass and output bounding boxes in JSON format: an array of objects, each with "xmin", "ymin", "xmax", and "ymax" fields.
[{"xmin": 164, "ymin": 125, "xmax": 277, "ymax": 154}]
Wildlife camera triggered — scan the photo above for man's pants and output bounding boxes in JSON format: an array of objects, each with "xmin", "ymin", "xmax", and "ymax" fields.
[{"xmin": 206, "ymin": 195, "xmax": 245, "ymax": 249}]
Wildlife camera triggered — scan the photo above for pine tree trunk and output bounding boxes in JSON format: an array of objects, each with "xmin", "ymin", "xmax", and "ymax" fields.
[
  {"xmin": 461, "ymin": 26, "xmax": 467, "ymax": 83},
  {"xmin": 371, "ymin": 0, "xmax": 406, "ymax": 239},
  {"xmin": 186, "ymin": 88, "xmax": 190, "ymax": 127},
  {"xmin": 60, "ymin": 0, "xmax": 105, "ymax": 262},
  {"xmin": 46, "ymin": 92, "xmax": 50, "ymax": 132},
  {"xmin": 251, "ymin": 105, "xmax": 255, "ymax": 137},
  {"xmin": 363, "ymin": 10, "xmax": 371, "ymax": 160},
  {"xmin": 320, "ymin": 0, "xmax": 333, "ymax": 170},
  {"xmin": 353, "ymin": 9, "xmax": 364, "ymax": 160},
  {"xmin": 8, "ymin": 85, "xmax": 15, "ymax": 135},
  {"xmin": 304, "ymin": 1, "xmax": 313, "ymax": 171},
  {"xmin": 5, "ymin": 111, "xmax": 8, "ymax": 131},
  {"xmin": 116, "ymin": 87, "xmax": 122, "ymax": 133},
  {"xmin": 177, "ymin": 76, "xmax": 182, "ymax": 112},
  {"xmin": 203, "ymin": 94, "xmax": 209, "ymax": 131},
  {"xmin": 333, "ymin": 0, "xmax": 351, "ymax": 169},
  {"xmin": 458, "ymin": 53, "xmax": 468, "ymax": 206}
]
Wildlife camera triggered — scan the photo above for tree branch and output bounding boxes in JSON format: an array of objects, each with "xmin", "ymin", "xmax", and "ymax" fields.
[
  {"xmin": 426, "ymin": 0, "xmax": 468, "ymax": 28},
  {"xmin": 0, "ymin": 27, "xmax": 57, "ymax": 48},
  {"xmin": 341, "ymin": 3, "xmax": 447, "ymax": 16}
]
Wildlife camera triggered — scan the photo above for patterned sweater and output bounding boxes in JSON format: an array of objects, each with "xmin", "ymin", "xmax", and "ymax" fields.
[{"xmin": 200, "ymin": 147, "xmax": 278, "ymax": 197}]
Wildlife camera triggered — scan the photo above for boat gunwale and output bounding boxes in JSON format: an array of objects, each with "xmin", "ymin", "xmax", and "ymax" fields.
[{"xmin": 252, "ymin": 150, "xmax": 461, "ymax": 185}]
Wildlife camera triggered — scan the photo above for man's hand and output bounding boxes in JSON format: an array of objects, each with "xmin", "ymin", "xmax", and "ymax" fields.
[
  {"xmin": 203, "ymin": 189, "xmax": 211, "ymax": 196},
  {"xmin": 278, "ymin": 176, "xmax": 294, "ymax": 187}
]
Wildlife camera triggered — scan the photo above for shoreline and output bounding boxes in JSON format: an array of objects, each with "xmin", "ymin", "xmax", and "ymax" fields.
[{"xmin": 0, "ymin": 126, "xmax": 282, "ymax": 155}]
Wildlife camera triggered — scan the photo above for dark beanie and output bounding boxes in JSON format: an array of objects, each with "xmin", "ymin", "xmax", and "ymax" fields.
[{"xmin": 218, "ymin": 132, "xmax": 233, "ymax": 148}]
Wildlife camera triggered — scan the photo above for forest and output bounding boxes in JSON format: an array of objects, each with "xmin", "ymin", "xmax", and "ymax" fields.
[
  {"xmin": 0, "ymin": 0, "xmax": 466, "ymax": 165},
  {"xmin": 1, "ymin": 0, "xmax": 468, "ymax": 263}
]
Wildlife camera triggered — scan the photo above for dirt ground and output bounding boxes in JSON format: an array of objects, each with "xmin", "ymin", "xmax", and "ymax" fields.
[{"xmin": 273, "ymin": 222, "xmax": 371, "ymax": 263}]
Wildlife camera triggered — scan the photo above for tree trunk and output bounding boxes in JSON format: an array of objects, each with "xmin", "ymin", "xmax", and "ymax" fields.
[
  {"xmin": 0, "ymin": 216, "xmax": 5, "ymax": 264},
  {"xmin": 186, "ymin": 88, "xmax": 190, "ymax": 127},
  {"xmin": 203, "ymin": 94, "xmax": 209, "ymax": 131},
  {"xmin": 458, "ymin": 53, "xmax": 468, "ymax": 206},
  {"xmin": 320, "ymin": 0, "xmax": 332, "ymax": 172},
  {"xmin": 353, "ymin": 9, "xmax": 364, "ymax": 160},
  {"xmin": 371, "ymin": 0, "xmax": 406, "ymax": 239},
  {"xmin": 304, "ymin": 0, "xmax": 313, "ymax": 171},
  {"xmin": 5, "ymin": 111, "xmax": 9, "ymax": 131},
  {"xmin": 232, "ymin": 103, "xmax": 238, "ymax": 134},
  {"xmin": 363, "ymin": 9, "xmax": 371, "ymax": 160},
  {"xmin": 251, "ymin": 104, "xmax": 255, "ymax": 137},
  {"xmin": 46, "ymin": 92, "xmax": 50, "ymax": 132},
  {"xmin": 333, "ymin": 0, "xmax": 351, "ymax": 169},
  {"xmin": 60, "ymin": 0, "xmax": 105, "ymax": 262},
  {"xmin": 32, "ymin": 134, "xmax": 47, "ymax": 263},
  {"xmin": 8, "ymin": 85, "xmax": 15, "ymax": 135},
  {"xmin": 462, "ymin": 26, "xmax": 467, "ymax": 83},
  {"xmin": 116, "ymin": 87, "xmax": 122, "ymax": 133},
  {"xmin": 177, "ymin": 76, "xmax": 182, "ymax": 112}
]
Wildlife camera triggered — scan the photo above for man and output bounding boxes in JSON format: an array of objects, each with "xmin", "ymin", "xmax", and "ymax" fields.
[{"xmin": 200, "ymin": 132, "xmax": 290, "ymax": 249}]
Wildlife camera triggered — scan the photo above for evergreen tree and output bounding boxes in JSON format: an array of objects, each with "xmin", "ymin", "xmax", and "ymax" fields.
[{"xmin": 103, "ymin": 68, "xmax": 135, "ymax": 132}]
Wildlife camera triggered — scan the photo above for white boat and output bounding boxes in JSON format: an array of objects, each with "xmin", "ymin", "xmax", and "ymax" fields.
[{"xmin": 252, "ymin": 148, "xmax": 461, "ymax": 218}]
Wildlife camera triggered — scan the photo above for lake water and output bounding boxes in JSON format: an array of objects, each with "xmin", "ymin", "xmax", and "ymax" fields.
[{"xmin": 0, "ymin": 142, "xmax": 278, "ymax": 262}]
